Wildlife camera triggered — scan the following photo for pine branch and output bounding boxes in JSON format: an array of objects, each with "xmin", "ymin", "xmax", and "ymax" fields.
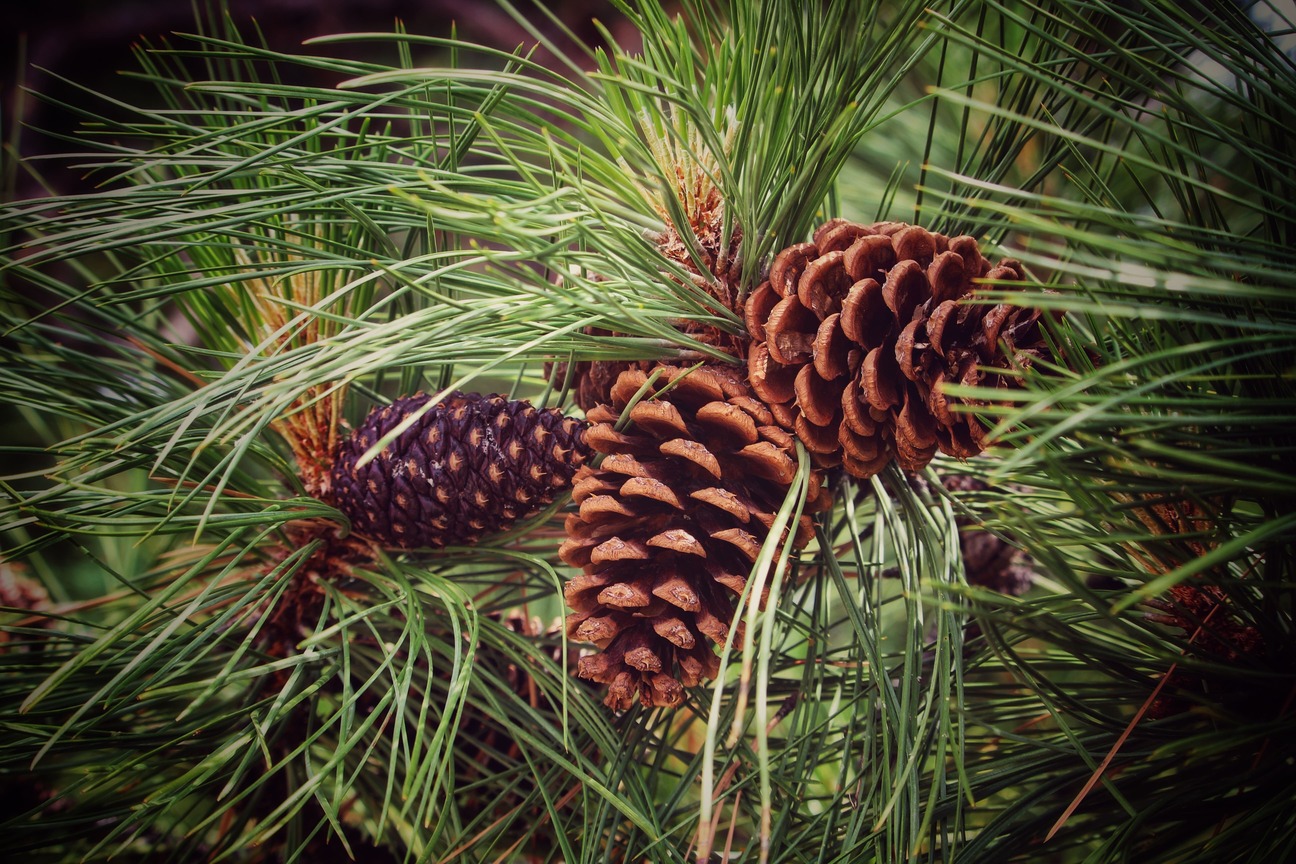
[{"xmin": 3, "ymin": 1, "xmax": 1293, "ymax": 862}]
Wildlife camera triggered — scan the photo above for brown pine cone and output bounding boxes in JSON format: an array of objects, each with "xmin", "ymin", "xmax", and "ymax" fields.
[
  {"xmin": 560, "ymin": 365, "xmax": 831, "ymax": 709},
  {"xmin": 330, "ymin": 392, "xmax": 591, "ymax": 548},
  {"xmin": 0, "ymin": 561, "xmax": 51, "ymax": 651},
  {"xmin": 745, "ymin": 219, "xmax": 1050, "ymax": 478},
  {"xmin": 940, "ymin": 474, "xmax": 1035, "ymax": 596},
  {"xmin": 0, "ymin": 561, "xmax": 48, "ymax": 612}
]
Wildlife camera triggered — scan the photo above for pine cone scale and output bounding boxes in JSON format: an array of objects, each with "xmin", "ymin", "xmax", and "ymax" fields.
[
  {"xmin": 747, "ymin": 343, "xmax": 798, "ymax": 404},
  {"xmin": 812, "ymin": 313, "xmax": 853, "ymax": 380},
  {"xmin": 766, "ymin": 296, "xmax": 818, "ymax": 365},
  {"xmin": 797, "ymin": 250, "xmax": 850, "ymax": 316},
  {"xmin": 793, "ymin": 363, "xmax": 840, "ymax": 426},
  {"xmin": 769, "ymin": 242, "xmax": 818, "ymax": 295},
  {"xmin": 840, "ymin": 277, "xmax": 886, "ymax": 345}
]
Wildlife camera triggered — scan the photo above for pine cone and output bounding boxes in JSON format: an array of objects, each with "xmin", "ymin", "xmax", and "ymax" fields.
[
  {"xmin": 561, "ymin": 365, "xmax": 831, "ymax": 709},
  {"xmin": 0, "ymin": 561, "xmax": 48, "ymax": 612},
  {"xmin": 0, "ymin": 561, "xmax": 50, "ymax": 651},
  {"xmin": 941, "ymin": 474, "xmax": 1035, "ymax": 596},
  {"xmin": 745, "ymin": 219, "xmax": 1050, "ymax": 478},
  {"xmin": 330, "ymin": 392, "xmax": 591, "ymax": 548}
]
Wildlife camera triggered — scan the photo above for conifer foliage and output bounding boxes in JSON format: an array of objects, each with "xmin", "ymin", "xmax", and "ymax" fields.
[{"xmin": 1, "ymin": 1, "xmax": 1293, "ymax": 862}]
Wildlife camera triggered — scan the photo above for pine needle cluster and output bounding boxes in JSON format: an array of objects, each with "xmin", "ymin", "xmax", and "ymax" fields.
[{"xmin": 1, "ymin": 1, "xmax": 1292, "ymax": 862}]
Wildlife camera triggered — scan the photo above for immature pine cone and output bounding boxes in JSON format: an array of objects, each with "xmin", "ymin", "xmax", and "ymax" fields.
[
  {"xmin": 331, "ymin": 392, "xmax": 590, "ymax": 548},
  {"xmin": 561, "ymin": 365, "xmax": 830, "ymax": 709},
  {"xmin": 745, "ymin": 219, "xmax": 1050, "ymax": 478}
]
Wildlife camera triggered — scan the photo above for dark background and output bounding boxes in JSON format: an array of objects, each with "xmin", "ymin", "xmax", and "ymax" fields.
[{"xmin": 2, "ymin": 0, "xmax": 635, "ymax": 198}]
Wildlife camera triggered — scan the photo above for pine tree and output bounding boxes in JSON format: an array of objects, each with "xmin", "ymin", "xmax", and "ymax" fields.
[{"xmin": 2, "ymin": 1, "xmax": 1293, "ymax": 862}]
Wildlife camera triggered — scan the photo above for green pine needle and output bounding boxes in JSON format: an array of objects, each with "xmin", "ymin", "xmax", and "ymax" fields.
[{"xmin": 3, "ymin": 1, "xmax": 1293, "ymax": 862}]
